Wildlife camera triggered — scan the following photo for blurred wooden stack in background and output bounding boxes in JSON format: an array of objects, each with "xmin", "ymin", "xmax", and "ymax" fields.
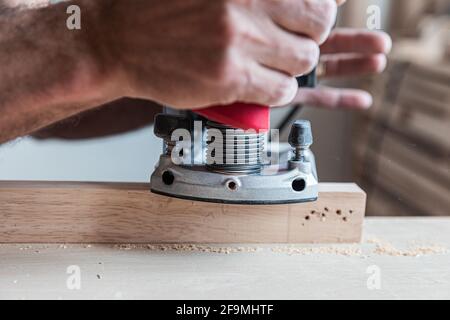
[
  {"xmin": 343, "ymin": 0, "xmax": 450, "ymax": 216},
  {"xmin": 389, "ymin": 0, "xmax": 450, "ymax": 37},
  {"xmin": 353, "ymin": 61, "xmax": 450, "ymax": 216}
]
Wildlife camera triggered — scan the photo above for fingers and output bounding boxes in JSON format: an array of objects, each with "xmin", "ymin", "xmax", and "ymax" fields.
[
  {"xmin": 205, "ymin": 0, "xmax": 344, "ymax": 108},
  {"xmin": 236, "ymin": 62, "xmax": 298, "ymax": 106},
  {"xmin": 320, "ymin": 53, "xmax": 387, "ymax": 78},
  {"xmin": 236, "ymin": 0, "xmax": 342, "ymax": 77},
  {"xmin": 318, "ymin": 29, "xmax": 391, "ymax": 78},
  {"xmin": 259, "ymin": 0, "xmax": 337, "ymax": 44},
  {"xmin": 320, "ymin": 28, "xmax": 392, "ymax": 55},
  {"xmin": 249, "ymin": 27, "xmax": 320, "ymax": 76},
  {"xmin": 293, "ymin": 87, "xmax": 373, "ymax": 110}
]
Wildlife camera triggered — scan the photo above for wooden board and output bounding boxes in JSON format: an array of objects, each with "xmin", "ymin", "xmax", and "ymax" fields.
[{"xmin": 0, "ymin": 181, "xmax": 366, "ymax": 244}]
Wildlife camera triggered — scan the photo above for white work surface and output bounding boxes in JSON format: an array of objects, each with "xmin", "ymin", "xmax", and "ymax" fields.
[{"xmin": 1, "ymin": 218, "xmax": 449, "ymax": 300}]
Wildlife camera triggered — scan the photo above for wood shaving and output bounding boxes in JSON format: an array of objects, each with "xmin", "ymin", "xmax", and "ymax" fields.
[
  {"xmin": 271, "ymin": 246, "xmax": 363, "ymax": 256},
  {"xmin": 113, "ymin": 239, "xmax": 447, "ymax": 257},
  {"xmin": 113, "ymin": 243, "xmax": 363, "ymax": 256},
  {"xmin": 113, "ymin": 244, "xmax": 261, "ymax": 255},
  {"xmin": 7, "ymin": 237, "xmax": 448, "ymax": 258},
  {"xmin": 366, "ymin": 237, "xmax": 448, "ymax": 257},
  {"xmin": 374, "ymin": 244, "xmax": 447, "ymax": 257}
]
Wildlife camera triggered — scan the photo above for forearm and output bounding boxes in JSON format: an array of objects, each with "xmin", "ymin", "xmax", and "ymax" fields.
[
  {"xmin": 34, "ymin": 98, "xmax": 161, "ymax": 140},
  {"xmin": 0, "ymin": 0, "xmax": 118, "ymax": 143}
]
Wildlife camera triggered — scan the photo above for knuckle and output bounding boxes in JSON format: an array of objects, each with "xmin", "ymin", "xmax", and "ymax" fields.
[
  {"xmin": 308, "ymin": 42, "xmax": 321, "ymax": 66},
  {"xmin": 302, "ymin": 0, "xmax": 336, "ymax": 42},
  {"xmin": 270, "ymin": 77, "xmax": 296, "ymax": 104},
  {"xmin": 293, "ymin": 41, "xmax": 320, "ymax": 74},
  {"xmin": 216, "ymin": 1, "xmax": 240, "ymax": 48},
  {"xmin": 317, "ymin": 0, "xmax": 337, "ymax": 39},
  {"xmin": 321, "ymin": 0, "xmax": 338, "ymax": 17},
  {"xmin": 235, "ymin": 66, "xmax": 253, "ymax": 100},
  {"xmin": 213, "ymin": 50, "xmax": 242, "ymax": 88},
  {"xmin": 325, "ymin": 4, "xmax": 338, "ymax": 25}
]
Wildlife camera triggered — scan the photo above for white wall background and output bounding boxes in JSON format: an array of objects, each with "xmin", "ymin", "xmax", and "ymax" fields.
[{"xmin": 0, "ymin": 126, "xmax": 161, "ymax": 182}]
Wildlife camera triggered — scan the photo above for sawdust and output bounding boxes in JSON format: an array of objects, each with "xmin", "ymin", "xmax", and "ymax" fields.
[
  {"xmin": 113, "ymin": 238, "xmax": 447, "ymax": 258},
  {"xmin": 113, "ymin": 244, "xmax": 261, "ymax": 254},
  {"xmin": 112, "ymin": 243, "xmax": 363, "ymax": 257},
  {"xmin": 374, "ymin": 244, "xmax": 447, "ymax": 257},
  {"xmin": 366, "ymin": 237, "xmax": 448, "ymax": 257},
  {"xmin": 271, "ymin": 245, "xmax": 363, "ymax": 256},
  {"xmin": 5, "ymin": 238, "xmax": 447, "ymax": 258}
]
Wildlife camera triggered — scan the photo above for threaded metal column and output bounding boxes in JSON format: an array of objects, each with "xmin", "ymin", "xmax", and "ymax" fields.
[{"xmin": 205, "ymin": 121, "xmax": 265, "ymax": 175}]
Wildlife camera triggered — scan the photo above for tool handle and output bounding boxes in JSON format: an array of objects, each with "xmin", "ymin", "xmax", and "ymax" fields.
[
  {"xmin": 195, "ymin": 70, "xmax": 316, "ymax": 131},
  {"xmin": 195, "ymin": 103, "xmax": 270, "ymax": 131}
]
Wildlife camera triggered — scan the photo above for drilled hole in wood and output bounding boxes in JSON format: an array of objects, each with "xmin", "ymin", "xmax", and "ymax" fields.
[
  {"xmin": 343, "ymin": 217, "xmax": 348, "ymax": 222},
  {"xmin": 324, "ymin": 207, "xmax": 329, "ymax": 212},
  {"xmin": 305, "ymin": 216, "xmax": 310, "ymax": 221},
  {"xmin": 336, "ymin": 209, "xmax": 342, "ymax": 215}
]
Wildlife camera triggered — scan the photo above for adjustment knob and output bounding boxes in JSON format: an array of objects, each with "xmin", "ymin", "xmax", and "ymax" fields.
[{"xmin": 288, "ymin": 120, "xmax": 313, "ymax": 150}]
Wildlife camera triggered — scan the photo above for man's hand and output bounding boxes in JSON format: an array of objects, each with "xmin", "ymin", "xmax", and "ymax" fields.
[
  {"xmin": 0, "ymin": 0, "xmax": 338, "ymax": 143},
  {"xmin": 100, "ymin": 0, "xmax": 338, "ymax": 108},
  {"xmin": 294, "ymin": 28, "xmax": 392, "ymax": 109},
  {"xmin": 33, "ymin": 28, "xmax": 392, "ymax": 140}
]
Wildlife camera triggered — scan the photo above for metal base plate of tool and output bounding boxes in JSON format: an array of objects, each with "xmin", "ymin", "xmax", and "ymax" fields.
[
  {"xmin": 151, "ymin": 151, "xmax": 318, "ymax": 205},
  {"xmin": 150, "ymin": 113, "xmax": 319, "ymax": 205}
]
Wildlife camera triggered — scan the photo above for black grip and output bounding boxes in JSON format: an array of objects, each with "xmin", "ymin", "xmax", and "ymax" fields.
[{"xmin": 296, "ymin": 68, "xmax": 317, "ymax": 88}]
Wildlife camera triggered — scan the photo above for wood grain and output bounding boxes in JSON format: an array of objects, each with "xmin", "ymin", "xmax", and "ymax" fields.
[{"xmin": 0, "ymin": 181, "xmax": 366, "ymax": 244}]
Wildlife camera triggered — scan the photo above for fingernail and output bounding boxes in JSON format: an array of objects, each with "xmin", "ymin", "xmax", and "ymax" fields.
[
  {"xmin": 383, "ymin": 33, "xmax": 393, "ymax": 54},
  {"xmin": 361, "ymin": 93, "xmax": 373, "ymax": 109},
  {"xmin": 376, "ymin": 54, "xmax": 388, "ymax": 73}
]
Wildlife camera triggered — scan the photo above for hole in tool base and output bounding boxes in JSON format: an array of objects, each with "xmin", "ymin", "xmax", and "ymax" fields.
[
  {"xmin": 292, "ymin": 178, "xmax": 306, "ymax": 192},
  {"xmin": 162, "ymin": 171, "xmax": 175, "ymax": 186},
  {"xmin": 227, "ymin": 181, "xmax": 238, "ymax": 191}
]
